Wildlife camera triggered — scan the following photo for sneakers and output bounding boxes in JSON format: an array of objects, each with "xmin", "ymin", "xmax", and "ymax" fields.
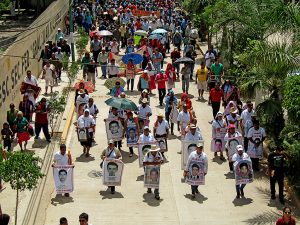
[
  {"xmin": 64, "ymin": 193, "xmax": 70, "ymax": 197},
  {"xmin": 236, "ymin": 193, "xmax": 240, "ymax": 199},
  {"xmin": 240, "ymin": 189, "xmax": 244, "ymax": 197},
  {"xmin": 229, "ymin": 170, "xmax": 234, "ymax": 174},
  {"xmin": 155, "ymin": 195, "xmax": 160, "ymax": 200},
  {"xmin": 195, "ymin": 189, "xmax": 199, "ymax": 194},
  {"xmin": 191, "ymin": 193, "xmax": 196, "ymax": 199},
  {"xmin": 147, "ymin": 188, "xmax": 152, "ymax": 193},
  {"xmin": 129, "ymin": 153, "xmax": 133, "ymax": 157}
]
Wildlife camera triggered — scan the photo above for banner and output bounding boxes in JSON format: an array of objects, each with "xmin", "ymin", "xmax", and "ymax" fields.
[
  {"xmin": 225, "ymin": 136, "xmax": 243, "ymax": 160},
  {"xmin": 156, "ymin": 137, "xmax": 168, "ymax": 152},
  {"xmin": 77, "ymin": 128, "xmax": 89, "ymax": 142},
  {"xmin": 210, "ymin": 127, "xmax": 227, "ymax": 152},
  {"xmin": 53, "ymin": 165, "xmax": 74, "ymax": 194},
  {"xmin": 132, "ymin": 9, "xmax": 160, "ymax": 17},
  {"xmin": 138, "ymin": 141, "xmax": 157, "ymax": 167},
  {"xmin": 234, "ymin": 159, "xmax": 254, "ymax": 185},
  {"xmin": 105, "ymin": 118, "xmax": 123, "ymax": 141},
  {"xmin": 126, "ymin": 124, "xmax": 138, "ymax": 147},
  {"xmin": 181, "ymin": 140, "xmax": 204, "ymax": 170},
  {"xmin": 102, "ymin": 159, "xmax": 124, "ymax": 186},
  {"xmin": 185, "ymin": 157, "xmax": 206, "ymax": 186},
  {"xmin": 20, "ymin": 82, "xmax": 41, "ymax": 99},
  {"xmin": 144, "ymin": 165, "xmax": 160, "ymax": 189},
  {"xmin": 138, "ymin": 118, "xmax": 149, "ymax": 133}
]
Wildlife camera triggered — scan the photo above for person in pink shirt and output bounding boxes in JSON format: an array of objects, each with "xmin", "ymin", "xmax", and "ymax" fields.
[{"xmin": 155, "ymin": 73, "xmax": 168, "ymax": 106}]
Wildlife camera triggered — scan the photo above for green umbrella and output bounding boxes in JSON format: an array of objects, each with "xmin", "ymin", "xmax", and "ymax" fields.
[{"xmin": 105, "ymin": 97, "xmax": 138, "ymax": 111}]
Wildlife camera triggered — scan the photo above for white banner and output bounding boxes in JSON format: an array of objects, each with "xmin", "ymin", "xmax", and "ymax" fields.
[
  {"xmin": 234, "ymin": 159, "xmax": 254, "ymax": 185},
  {"xmin": 53, "ymin": 165, "xmax": 74, "ymax": 194},
  {"xmin": 126, "ymin": 124, "xmax": 138, "ymax": 147},
  {"xmin": 144, "ymin": 165, "xmax": 160, "ymax": 189},
  {"xmin": 105, "ymin": 118, "xmax": 123, "ymax": 141},
  {"xmin": 185, "ymin": 158, "xmax": 206, "ymax": 186},
  {"xmin": 138, "ymin": 141, "xmax": 157, "ymax": 167},
  {"xmin": 102, "ymin": 159, "xmax": 124, "ymax": 186},
  {"xmin": 156, "ymin": 137, "xmax": 168, "ymax": 152},
  {"xmin": 181, "ymin": 140, "xmax": 204, "ymax": 170}
]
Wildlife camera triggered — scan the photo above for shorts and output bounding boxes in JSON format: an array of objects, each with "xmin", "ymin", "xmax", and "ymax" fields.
[
  {"xmin": 197, "ymin": 81, "xmax": 207, "ymax": 90},
  {"xmin": 45, "ymin": 78, "xmax": 54, "ymax": 87}
]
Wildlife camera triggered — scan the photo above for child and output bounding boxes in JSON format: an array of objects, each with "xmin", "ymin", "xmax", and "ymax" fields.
[{"xmin": 1, "ymin": 122, "xmax": 13, "ymax": 152}]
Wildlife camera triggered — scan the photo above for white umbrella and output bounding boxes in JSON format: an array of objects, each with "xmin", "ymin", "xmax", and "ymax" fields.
[
  {"xmin": 135, "ymin": 30, "xmax": 148, "ymax": 36},
  {"xmin": 96, "ymin": 30, "xmax": 113, "ymax": 36},
  {"xmin": 151, "ymin": 28, "xmax": 168, "ymax": 34}
]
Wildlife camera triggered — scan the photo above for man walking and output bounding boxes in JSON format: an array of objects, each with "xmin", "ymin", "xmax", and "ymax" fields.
[{"xmin": 209, "ymin": 82, "xmax": 224, "ymax": 120}]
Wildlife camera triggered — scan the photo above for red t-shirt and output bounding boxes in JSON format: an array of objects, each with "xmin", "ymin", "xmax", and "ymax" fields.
[
  {"xmin": 276, "ymin": 217, "xmax": 296, "ymax": 225},
  {"xmin": 155, "ymin": 73, "xmax": 167, "ymax": 89},
  {"xmin": 210, "ymin": 88, "xmax": 224, "ymax": 102},
  {"xmin": 35, "ymin": 103, "xmax": 49, "ymax": 124}
]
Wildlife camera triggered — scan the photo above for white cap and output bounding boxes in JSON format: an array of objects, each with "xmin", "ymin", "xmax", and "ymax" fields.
[{"xmin": 236, "ymin": 145, "xmax": 243, "ymax": 151}]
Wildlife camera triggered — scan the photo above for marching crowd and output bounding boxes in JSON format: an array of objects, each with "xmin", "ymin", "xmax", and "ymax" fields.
[{"xmin": 0, "ymin": 0, "xmax": 297, "ymax": 224}]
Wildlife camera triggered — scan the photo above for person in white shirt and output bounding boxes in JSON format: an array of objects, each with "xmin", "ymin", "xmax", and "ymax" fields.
[
  {"xmin": 76, "ymin": 90, "xmax": 89, "ymax": 117},
  {"xmin": 107, "ymin": 59, "xmax": 120, "ymax": 78},
  {"xmin": 24, "ymin": 70, "xmax": 39, "ymax": 105},
  {"xmin": 84, "ymin": 98, "xmax": 99, "ymax": 119},
  {"xmin": 153, "ymin": 113, "xmax": 169, "ymax": 156},
  {"xmin": 184, "ymin": 142, "xmax": 208, "ymax": 199},
  {"xmin": 55, "ymin": 47, "xmax": 64, "ymax": 61},
  {"xmin": 232, "ymin": 145, "xmax": 251, "ymax": 198},
  {"xmin": 79, "ymin": 212, "xmax": 92, "ymax": 225},
  {"xmin": 42, "ymin": 60, "xmax": 55, "ymax": 95},
  {"xmin": 177, "ymin": 104, "xmax": 191, "ymax": 138},
  {"xmin": 240, "ymin": 101, "xmax": 255, "ymax": 151},
  {"xmin": 205, "ymin": 49, "xmax": 215, "ymax": 69},
  {"xmin": 52, "ymin": 144, "xmax": 74, "ymax": 197},
  {"xmin": 137, "ymin": 98, "xmax": 152, "ymax": 119},
  {"xmin": 139, "ymin": 126, "xmax": 155, "ymax": 143},
  {"xmin": 77, "ymin": 109, "xmax": 95, "ymax": 157},
  {"xmin": 247, "ymin": 120, "xmax": 266, "ymax": 171},
  {"xmin": 143, "ymin": 145, "xmax": 164, "ymax": 200},
  {"xmin": 106, "ymin": 107, "xmax": 123, "ymax": 150},
  {"xmin": 226, "ymin": 107, "xmax": 241, "ymax": 131},
  {"xmin": 211, "ymin": 112, "xmax": 227, "ymax": 159},
  {"xmin": 184, "ymin": 124, "xmax": 203, "ymax": 141}
]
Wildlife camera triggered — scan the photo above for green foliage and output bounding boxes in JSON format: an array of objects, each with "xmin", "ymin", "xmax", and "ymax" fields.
[
  {"xmin": 76, "ymin": 28, "xmax": 89, "ymax": 58},
  {"xmin": 283, "ymin": 75, "xmax": 300, "ymax": 125},
  {"xmin": 0, "ymin": 151, "xmax": 44, "ymax": 191},
  {"xmin": 48, "ymin": 91, "xmax": 67, "ymax": 136},
  {"xmin": 0, "ymin": 0, "xmax": 10, "ymax": 13},
  {"xmin": 68, "ymin": 62, "xmax": 79, "ymax": 83}
]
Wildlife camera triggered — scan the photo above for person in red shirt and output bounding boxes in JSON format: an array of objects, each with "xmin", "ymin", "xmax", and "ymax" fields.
[
  {"xmin": 135, "ymin": 18, "xmax": 142, "ymax": 30},
  {"xmin": 170, "ymin": 47, "xmax": 181, "ymax": 78},
  {"xmin": 35, "ymin": 98, "xmax": 51, "ymax": 142},
  {"xmin": 155, "ymin": 73, "xmax": 168, "ymax": 106},
  {"xmin": 209, "ymin": 82, "xmax": 224, "ymax": 119},
  {"xmin": 276, "ymin": 206, "xmax": 296, "ymax": 225}
]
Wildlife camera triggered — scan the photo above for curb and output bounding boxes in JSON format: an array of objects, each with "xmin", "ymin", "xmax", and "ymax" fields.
[{"xmin": 60, "ymin": 103, "xmax": 75, "ymax": 143}]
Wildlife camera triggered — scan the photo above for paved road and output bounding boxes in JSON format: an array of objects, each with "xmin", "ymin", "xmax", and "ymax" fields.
[{"xmin": 41, "ymin": 45, "xmax": 299, "ymax": 225}]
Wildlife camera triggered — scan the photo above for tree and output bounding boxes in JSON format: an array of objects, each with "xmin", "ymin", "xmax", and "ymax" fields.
[
  {"xmin": 0, "ymin": 152, "xmax": 44, "ymax": 225},
  {"xmin": 48, "ymin": 91, "xmax": 67, "ymax": 137}
]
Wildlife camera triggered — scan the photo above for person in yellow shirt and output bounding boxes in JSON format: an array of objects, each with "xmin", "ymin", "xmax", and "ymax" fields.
[{"xmin": 195, "ymin": 61, "xmax": 208, "ymax": 100}]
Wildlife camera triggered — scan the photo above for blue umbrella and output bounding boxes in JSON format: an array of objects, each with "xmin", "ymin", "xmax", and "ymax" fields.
[
  {"xmin": 151, "ymin": 28, "xmax": 168, "ymax": 34},
  {"xmin": 122, "ymin": 53, "xmax": 143, "ymax": 65},
  {"xmin": 148, "ymin": 34, "xmax": 163, "ymax": 40}
]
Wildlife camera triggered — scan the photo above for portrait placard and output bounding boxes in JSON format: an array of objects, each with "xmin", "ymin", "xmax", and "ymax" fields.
[
  {"xmin": 156, "ymin": 137, "xmax": 168, "ymax": 152},
  {"xmin": 211, "ymin": 127, "xmax": 227, "ymax": 152},
  {"xmin": 225, "ymin": 136, "xmax": 243, "ymax": 160},
  {"xmin": 181, "ymin": 140, "xmax": 204, "ymax": 170},
  {"xmin": 185, "ymin": 158, "xmax": 205, "ymax": 186},
  {"xmin": 53, "ymin": 165, "xmax": 74, "ymax": 194},
  {"xmin": 138, "ymin": 118, "xmax": 149, "ymax": 133},
  {"xmin": 126, "ymin": 125, "xmax": 138, "ymax": 147},
  {"xmin": 234, "ymin": 159, "xmax": 254, "ymax": 185},
  {"xmin": 77, "ymin": 128, "xmax": 89, "ymax": 142},
  {"xmin": 138, "ymin": 141, "xmax": 157, "ymax": 167},
  {"xmin": 144, "ymin": 165, "xmax": 160, "ymax": 189},
  {"xmin": 105, "ymin": 118, "xmax": 123, "ymax": 141},
  {"xmin": 102, "ymin": 159, "xmax": 124, "ymax": 186}
]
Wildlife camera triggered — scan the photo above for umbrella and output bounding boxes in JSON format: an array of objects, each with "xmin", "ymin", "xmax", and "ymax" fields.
[
  {"xmin": 96, "ymin": 30, "xmax": 113, "ymax": 36},
  {"xmin": 122, "ymin": 53, "xmax": 143, "ymax": 65},
  {"xmin": 104, "ymin": 77, "xmax": 126, "ymax": 89},
  {"xmin": 74, "ymin": 81, "xmax": 95, "ymax": 93},
  {"xmin": 135, "ymin": 30, "xmax": 148, "ymax": 36},
  {"xmin": 148, "ymin": 34, "xmax": 162, "ymax": 40},
  {"xmin": 151, "ymin": 28, "xmax": 168, "ymax": 34},
  {"xmin": 105, "ymin": 97, "xmax": 138, "ymax": 111},
  {"xmin": 174, "ymin": 57, "xmax": 194, "ymax": 64}
]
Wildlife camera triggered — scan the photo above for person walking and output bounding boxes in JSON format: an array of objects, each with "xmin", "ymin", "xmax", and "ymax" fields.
[
  {"xmin": 195, "ymin": 61, "xmax": 208, "ymax": 100},
  {"xmin": 276, "ymin": 206, "xmax": 296, "ymax": 225},
  {"xmin": 90, "ymin": 35, "xmax": 102, "ymax": 63},
  {"xmin": 101, "ymin": 140, "xmax": 122, "ymax": 194},
  {"xmin": 124, "ymin": 112, "xmax": 139, "ymax": 157},
  {"xmin": 155, "ymin": 72, "xmax": 168, "ymax": 106},
  {"xmin": 97, "ymin": 49, "xmax": 109, "ymax": 79},
  {"xmin": 268, "ymin": 146, "xmax": 287, "ymax": 204},
  {"xmin": 209, "ymin": 82, "xmax": 224, "ymax": 120},
  {"xmin": 165, "ymin": 90, "xmax": 178, "ymax": 135},
  {"xmin": 125, "ymin": 59, "xmax": 136, "ymax": 92},
  {"xmin": 86, "ymin": 59, "xmax": 97, "ymax": 86},
  {"xmin": 34, "ymin": 98, "xmax": 51, "ymax": 142},
  {"xmin": 184, "ymin": 142, "xmax": 208, "ymax": 199},
  {"xmin": 180, "ymin": 63, "xmax": 191, "ymax": 94},
  {"xmin": 13, "ymin": 111, "xmax": 30, "ymax": 151}
]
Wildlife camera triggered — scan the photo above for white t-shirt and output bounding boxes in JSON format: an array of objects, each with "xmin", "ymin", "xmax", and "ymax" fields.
[
  {"xmin": 185, "ymin": 151, "xmax": 208, "ymax": 172},
  {"xmin": 184, "ymin": 131, "xmax": 203, "ymax": 141},
  {"xmin": 205, "ymin": 52, "xmax": 215, "ymax": 68},
  {"xmin": 43, "ymin": 65, "xmax": 55, "ymax": 80},
  {"xmin": 138, "ymin": 133, "xmax": 155, "ymax": 143},
  {"xmin": 53, "ymin": 151, "xmax": 68, "ymax": 165},
  {"xmin": 177, "ymin": 111, "xmax": 190, "ymax": 128},
  {"xmin": 138, "ymin": 105, "xmax": 152, "ymax": 119},
  {"xmin": 155, "ymin": 120, "xmax": 169, "ymax": 135},
  {"xmin": 143, "ymin": 151, "xmax": 163, "ymax": 163},
  {"xmin": 77, "ymin": 115, "xmax": 96, "ymax": 132},
  {"xmin": 247, "ymin": 127, "xmax": 266, "ymax": 158}
]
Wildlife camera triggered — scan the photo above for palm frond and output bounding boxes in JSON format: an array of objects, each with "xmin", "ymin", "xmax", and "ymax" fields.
[{"xmin": 256, "ymin": 98, "xmax": 282, "ymax": 120}]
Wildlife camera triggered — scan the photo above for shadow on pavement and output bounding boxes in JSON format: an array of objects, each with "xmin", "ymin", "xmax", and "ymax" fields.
[
  {"xmin": 142, "ymin": 193, "xmax": 163, "ymax": 206},
  {"xmin": 212, "ymin": 157, "xmax": 226, "ymax": 165},
  {"xmin": 136, "ymin": 174, "xmax": 144, "ymax": 181},
  {"xmin": 174, "ymin": 93, "xmax": 195, "ymax": 99},
  {"xmin": 99, "ymin": 190, "xmax": 124, "ymax": 199},
  {"xmin": 51, "ymin": 195, "xmax": 74, "ymax": 206},
  {"xmin": 184, "ymin": 193, "xmax": 208, "ymax": 203},
  {"xmin": 75, "ymin": 154, "xmax": 95, "ymax": 162},
  {"xmin": 232, "ymin": 197, "xmax": 253, "ymax": 206},
  {"xmin": 168, "ymin": 134, "xmax": 180, "ymax": 140},
  {"xmin": 125, "ymin": 90, "xmax": 140, "ymax": 96},
  {"xmin": 32, "ymin": 140, "xmax": 49, "ymax": 149},
  {"xmin": 88, "ymin": 170, "xmax": 102, "ymax": 179},
  {"xmin": 224, "ymin": 172, "xmax": 235, "ymax": 179},
  {"xmin": 242, "ymin": 210, "xmax": 281, "ymax": 225},
  {"xmin": 119, "ymin": 150, "xmax": 138, "ymax": 164},
  {"xmin": 196, "ymin": 98, "xmax": 208, "ymax": 103}
]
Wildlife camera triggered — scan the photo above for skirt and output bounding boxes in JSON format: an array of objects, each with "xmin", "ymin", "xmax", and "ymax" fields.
[{"xmin": 17, "ymin": 131, "xmax": 30, "ymax": 144}]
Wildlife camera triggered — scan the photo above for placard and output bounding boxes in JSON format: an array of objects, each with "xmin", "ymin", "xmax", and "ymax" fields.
[
  {"xmin": 138, "ymin": 141, "xmax": 157, "ymax": 167},
  {"xmin": 102, "ymin": 159, "xmax": 124, "ymax": 186},
  {"xmin": 225, "ymin": 136, "xmax": 243, "ymax": 160},
  {"xmin": 156, "ymin": 137, "xmax": 168, "ymax": 152},
  {"xmin": 144, "ymin": 165, "xmax": 160, "ymax": 189},
  {"xmin": 77, "ymin": 128, "xmax": 89, "ymax": 142},
  {"xmin": 234, "ymin": 159, "xmax": 254, "ymax": 185},
  {"xmin": 53, "ymin": 165, "xmax": 74, "ymax": 194},
  {"xmin": 185, "ymin": 158, "xmax": 206, "ymax": 186},
  {"xmin": 181, "ymin": 140, "xmax": 204, "ymax": 170},
  {"xmin": 126, "ymin": 125, "xmax": 138, "ymax": 147},
  {"xmin": 105, "ymin": 118, "xmax": 123, "ymax": 141}
]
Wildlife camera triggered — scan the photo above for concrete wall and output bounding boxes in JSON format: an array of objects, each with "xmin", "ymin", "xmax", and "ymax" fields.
[{"xmin": 0, "ymin": 0, "xmax": 68, "ymax": 127}]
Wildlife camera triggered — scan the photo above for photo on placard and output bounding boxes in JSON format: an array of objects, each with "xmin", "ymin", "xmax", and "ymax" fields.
[
  {"xmin": 156, "ymin": 137, "xmax": 168, "ymax": 152},
  {"xmin": 77, "ymin": 128, "xmax": 89, "ymax": 142},
  {"xmin": 144, "ymin": 165, "xmax": 160, "ymax": 189},
  {"xmin": 185, "ymin": 159, "xmax": 205, "ymax": 186},
  {"xmin": 102, "ymin": 159, "xmax": 124, "ymax": 186},
  {"xmin": 234, "ymin": 159, "xmax": 254, "ymax": 185},
  {"xmin": 181, "ymin": 140, "xmax": 204, "ymax": 170},
  {"xmin": 105, "ymin": 118, "xmax": 123, "ymax": 141},
  {"xmin": 138, "ymin": 142, "xmax": 157, "ymax": 167},
  {"xmin": 53, "ymin": 165, "xmax": 74, "ymax": 194},
  {"xmin": 126, "ymin": 125, "xmax": 138, "ymax": 147}
]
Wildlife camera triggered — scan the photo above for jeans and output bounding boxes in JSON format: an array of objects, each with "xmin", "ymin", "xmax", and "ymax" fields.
[
  {"xmin": 251, "ymin": 158, "xmax": 260, "ymax": 171},
  {"xmin": 127, "ymin": 79, "xmax": 135, "ymax": 91},
  {"xmin": 92, "ymin": 50, "xmax": 100, "ymax": 63},
  {"xmin": 191, "ymin": 185, "xmax": 199, "ymax": 194},
  {"xmin": 270, "ymin": 173, "xmax": 284, "ymax": 200},
  {"xmin": 211, "ymin": 101, "xmax": 221, "ymax": 118},
  {"xmin": 114, "ymin": 140, "xmax": 122, "ymax": 149},
  {"xmin": 35, "ymin": 123, "xmax": 51, "ymax": 140},
  {"xmin": 158, "ymin": 88, "xmax": 166, "ymax": 105},
  {"xmin": 182, "ymin": 77, "xmax": 190, "ymax": 93},
  {"xmin": 101, "ymin": 64, "xmax": 107, "ymax": 78},
  {"xmin": 87, "ymin": 72, "xmax": 95, "ymax": 85},
  {"xmin": 190, "ymin": 63, "xmax": 195, "ymax": 79},
  {"xmin": 129, "ymin": 147, "xmax": 133, "ymax": 154},
  {"xmin": 236, "ymin": 184, "xmax": 246, "ymax": 194}
]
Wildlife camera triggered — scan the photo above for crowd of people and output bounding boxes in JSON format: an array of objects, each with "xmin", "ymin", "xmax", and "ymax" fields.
[{"xmin": 0, "ymin": 0, "xmax": 298, "ymax": 223}]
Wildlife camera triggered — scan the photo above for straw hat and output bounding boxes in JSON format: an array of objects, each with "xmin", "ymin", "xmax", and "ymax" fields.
[
  {"xmin": 230, "ymin": 107, "xmax": 238, "ymax": 114},
  {"xmin": 149, "ymin": 145, "xmax": 160, "ymax": 152}
]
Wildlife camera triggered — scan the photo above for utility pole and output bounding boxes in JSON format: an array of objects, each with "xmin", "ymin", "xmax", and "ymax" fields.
[{"xmin": 69, "ymin": 0, "xmax": 75, "ymax": 62}]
